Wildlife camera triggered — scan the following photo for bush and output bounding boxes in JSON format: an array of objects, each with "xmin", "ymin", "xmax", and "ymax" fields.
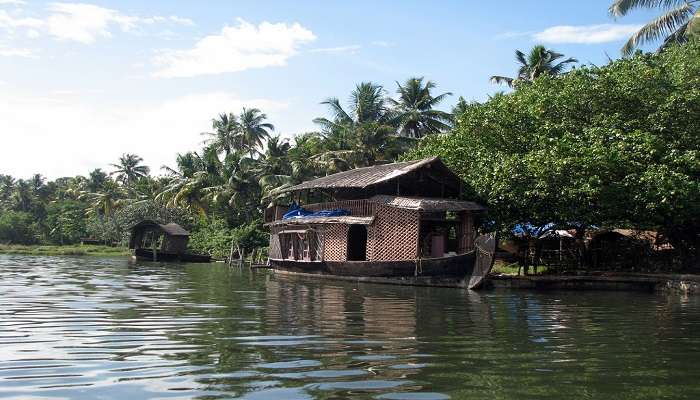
[{"xmin": 0, "ymin": 211, "xmax": 38, "ymax": 244}]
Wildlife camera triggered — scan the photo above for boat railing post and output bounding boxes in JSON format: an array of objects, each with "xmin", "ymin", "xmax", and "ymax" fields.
[{"xmin": 152, "ymin": 234, "xmax": 157, "ymax": 262}]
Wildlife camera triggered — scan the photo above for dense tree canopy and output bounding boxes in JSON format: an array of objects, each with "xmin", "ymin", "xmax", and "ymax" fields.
[{"xmin": 411, "ymin": 43, "xmax": 700, "ymax": 266}]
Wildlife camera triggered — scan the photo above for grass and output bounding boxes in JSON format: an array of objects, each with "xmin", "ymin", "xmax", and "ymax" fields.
[
  {"xmin": 490, "ymin": 260, "xmax": 552, "ymax": 276},
  {"xmin": 0, "ymin": 244, "xmax": 130, "ymax": 257}
]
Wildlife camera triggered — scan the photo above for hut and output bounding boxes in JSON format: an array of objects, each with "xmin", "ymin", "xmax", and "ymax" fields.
[
  {"xmin": 588, "ymin": 229, "xmax": 671, "ymax": 271},
  {"xmin": 128, "ymin": 220, "xmax": 210, "ymax": 262},
  {"xmin": 264, "ymin": 157, "xmax": 492, "ymax": 281}
]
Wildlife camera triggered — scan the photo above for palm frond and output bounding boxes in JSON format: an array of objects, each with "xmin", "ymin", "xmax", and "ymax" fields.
[
  {"xmin": 621, "ymin": 2, "xmax": 694, "ymax": 55},
  {"xmin": 490, "ymin": 75, "xmax": 514, "ymax": 87},
  {"xmin": 610, "ymin": 0, "xmax": 689, "ymax": 17}
]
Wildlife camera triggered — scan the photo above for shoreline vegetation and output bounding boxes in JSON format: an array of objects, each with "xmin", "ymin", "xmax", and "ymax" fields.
[
  {"xmin": 0, "ymin": 244, "xmax": 130, "ymax": 257},
  {"xmin": 1, "ymin": 41, "xmax": 698, "ymax": 272}
]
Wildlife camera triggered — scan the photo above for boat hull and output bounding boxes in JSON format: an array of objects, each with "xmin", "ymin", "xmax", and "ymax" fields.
[
  {"xmin": 267, "ymin": 252, "xmax": 475, "ymax": 279},
  {"xmin": 132, "ymin": 248, "xmax": 211, "ymax": 263}
]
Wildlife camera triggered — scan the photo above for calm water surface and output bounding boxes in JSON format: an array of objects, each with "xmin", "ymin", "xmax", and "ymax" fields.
[{"xmin": 1, "ymin": 255, "xmax": 700, "ymax": 399}]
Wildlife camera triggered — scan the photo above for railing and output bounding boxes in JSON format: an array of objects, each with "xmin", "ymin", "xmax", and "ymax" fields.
[
  {"xmin": 265, "ymin": 199, "xmax": 376, "ymax": 223},
  {"xmin": 304, "ymin": 199, "xmax": 375, "ymax": 217}
]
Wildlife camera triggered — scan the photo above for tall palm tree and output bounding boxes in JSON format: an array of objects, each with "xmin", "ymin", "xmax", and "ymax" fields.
[
  {"xmin": 388, "ymin": 77, "xmax": 453, "ymax": 138},
  {"xmin": 238, "ymin": 107, "xmax": 274, "ymax": 156},
  {"xmin": 81, "ymin": 180, "xmax": 127, "ymax": 218},
  {"xmin": 86, "ymin": 168, "xmax": 107, "ymax": 192},
  {"xmin": 110, "ymin": 154, "xmax": 150, "ymax": 186},
  {"xmin": 202, "ymin": 113, "xmax": 239, "ymax": 156},
  {"xmin": 490, "ymin": 45, "xmax": 578, "ymax": 87},
  {"xmin": 312, "ymin": 82, "xmax": 399, "ymax": 170},
  {"xmin": 609, "ymin": 0, "xmax": 700, "ymax": 56},
  {"xmin": 314, "ymin": 82, "xmax": 390, "ymax": 133}
]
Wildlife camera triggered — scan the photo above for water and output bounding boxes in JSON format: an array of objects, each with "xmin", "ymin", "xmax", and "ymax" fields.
[{"xmin": 1, "ymin": 255, "xmax": 699, "ymax": 400}]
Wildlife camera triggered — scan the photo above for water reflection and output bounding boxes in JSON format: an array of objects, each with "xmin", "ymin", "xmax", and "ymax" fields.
[{"xmin": 1, "ymin": 255, "xmax": 700, "ymax": 399}]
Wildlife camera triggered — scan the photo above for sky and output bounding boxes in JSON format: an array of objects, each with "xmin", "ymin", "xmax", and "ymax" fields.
[{"xmin": 0, "ymin": 0, "xmax": 659, "ymax": 179}]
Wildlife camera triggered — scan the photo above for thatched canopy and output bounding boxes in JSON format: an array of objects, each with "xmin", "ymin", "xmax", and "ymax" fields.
[
  {"xmin": 128, "ymin": 220, "xmax": 190, "ymax": 250},
  {"xmin": 276, "ymin": 157, "xmax": 464, "ymax": 200},
  {"xmin": 266, "ymin": 216, "xmax": 374, "ymax": 227},
  {"xmin": 370, "ymin": 195, "xmax": 485, "ymax": 212}
]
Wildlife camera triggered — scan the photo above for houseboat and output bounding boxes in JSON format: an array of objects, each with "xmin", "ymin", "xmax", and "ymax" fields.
[
  {"xmin": 264, "ymin": 157, "xmax": 496, "ymax": 288},
  {"xmin": 129, "ymin": 220, "xmax": 211, "ymax": 263}
]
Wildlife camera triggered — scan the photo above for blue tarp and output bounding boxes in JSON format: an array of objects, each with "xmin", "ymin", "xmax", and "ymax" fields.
[{"xmin": 282, "ymin": 203, "xmax": 350, "ymax": 220}]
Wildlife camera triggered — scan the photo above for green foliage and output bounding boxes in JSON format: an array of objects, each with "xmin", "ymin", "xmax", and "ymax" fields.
[
  {"xmin": 0, "ymin": 211, "xmax": 38, "ymax": 244},
  {"xmin": 45, "ymin": 200, "xmax": 86, "ymax": 244},
  {"xmin": 188, "ymin": 217, "xmax": 267, "ymax": 259},
  {"xmin": 411, "ymin": 43, "xmax": 700, "ymax": 266}
]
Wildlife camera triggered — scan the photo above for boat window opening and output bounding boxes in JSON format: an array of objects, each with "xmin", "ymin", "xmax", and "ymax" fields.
[
  {"xmin": 347, "ymin": 224, "xmax": 368, "ymax": 261},
  {"xmin": 280, "ymin": 230, "xmax": 320, "ymax": 261},
  {"xmin": 420, "ymin": 219, "xmax": 461, "ymax": 258}
]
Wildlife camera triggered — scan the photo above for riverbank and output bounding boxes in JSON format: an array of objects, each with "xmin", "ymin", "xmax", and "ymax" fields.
[
  {"xmin": 0, "ymin": 244, "xmax": 130, "ymax": 257},
  {"xmin": 488, "ymin": 272, "xmax": 700, "ymax": 294}
]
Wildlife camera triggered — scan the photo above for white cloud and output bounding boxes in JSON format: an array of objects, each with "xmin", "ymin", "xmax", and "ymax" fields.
[
  {"xmin": 533, "ymin": 24, "xmax": 642, "ymax": 44},
  {"xmin": 45, "ymin": 3, "xmax": 124, "ymax": 43},
  {"xmin": 0, "ymin": 10, "xmax": 44, "ymax": 30},
  {"xmin": 0, "ymin": 91, "xmax": 288, "ymax": 178},
  {"xmin": 0, "ymin": 0, "xmax": 26, "ymax": 6},
  {"xmin": 309, "ymin": 44, "xmax": 361, "ymax": 54},
  {"xmin": 0, "ymin": 3, "xmax": 194, "ymax": 44},
  {"xmin": 153, "ymin": 18, "xmax": 316, "ymax": 78},
  {"xmin": 0, "ymin": 46, "xmax": 35, "ymax": 57}
]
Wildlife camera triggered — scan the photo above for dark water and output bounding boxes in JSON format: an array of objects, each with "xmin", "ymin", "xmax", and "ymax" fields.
[{"xmin": 1, "ymin": 256, "xmax": 700, "ymax": 399}]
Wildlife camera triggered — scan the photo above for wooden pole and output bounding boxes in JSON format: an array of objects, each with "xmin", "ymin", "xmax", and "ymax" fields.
[
  {"xmin": 228, "ymin": 238, "xmax": 235, "ymax": 266},
  {"xmin": 152, "ymin": 233, "xmax": 157, "ymax": 262}
]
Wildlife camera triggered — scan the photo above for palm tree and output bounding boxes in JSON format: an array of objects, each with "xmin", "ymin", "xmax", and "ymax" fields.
[
  {"xmin": 81, "ymin": 180, "xmax": 127, "ymax": 218},
  {"xmin": 388, "ymin": 77, "xmax": 453, "ymax": 138},
  {"xmin": 202, "ymin": 113, "xmax": 239, "ymax": 156},
  {"xmin": 86, "ymin": 169, "xmax": 107, "ymax": 192},
  {"xmin": 314, "ymin": 82, "xmax": 390, "ymax": 133},
  {"xmin": 238, "ymin": 107, "xmax": 274, "ymax": 156},
  {"xmin": 110, "ymin": 154, "xmax": 150, "ymax": 186},
  {"xmin": 312, "ymin": 82, "xmax": 399, "ymax": 170},
  {"xmin": 256, "ymin": 136, "xmax": 295, "ymax": 199},
  {"xmin": 490, "ymin": 45, "xmax": 578, "ymax": 87},
  {"xmin": 609, "ymin": 0, "xmax": 699, "ymax": 56}
]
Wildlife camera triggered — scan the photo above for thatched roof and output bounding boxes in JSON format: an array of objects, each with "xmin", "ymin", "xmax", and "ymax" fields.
[
  {"xmin": 277, "ymin": 157, "xmax": 461, "ymax": 194},
  {"xmin": 370, "ymin": 195, "xmax": 485, "ymax": 212},
  {"xmin": 130, "ymin": 220, "xmax": 190, "ymax": 236},
  {"xmin": 266, "ymin": 216, "xmax": 374, "ymax": 227}
]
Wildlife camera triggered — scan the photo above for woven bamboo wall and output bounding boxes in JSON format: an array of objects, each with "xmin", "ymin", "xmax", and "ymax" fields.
[
  {"xmin": 458, "ymin": 212, "xmax": 475, "ymax": 253},
  {"xmin": 323, "ymin": 224, "xmax": 349, "ymax": 261},
  {"xmin": 367, "ymin": 204, "xmax": 419, "ymax": 261}
]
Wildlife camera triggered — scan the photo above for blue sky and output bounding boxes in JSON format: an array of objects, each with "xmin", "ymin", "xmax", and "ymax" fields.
[{"xmin": 0, "ymin": 0, "xmax": 658, "ymax": 178}]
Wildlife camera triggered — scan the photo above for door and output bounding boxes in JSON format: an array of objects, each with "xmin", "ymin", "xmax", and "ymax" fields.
[{"xmin": 347, "ymin": 224, "xmax": 367, "ymax": 261}]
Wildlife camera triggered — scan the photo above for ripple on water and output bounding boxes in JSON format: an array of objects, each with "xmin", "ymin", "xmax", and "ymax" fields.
[{"xmin": 2, "ymin": 255, "xmax": 700, "ymax": 400}]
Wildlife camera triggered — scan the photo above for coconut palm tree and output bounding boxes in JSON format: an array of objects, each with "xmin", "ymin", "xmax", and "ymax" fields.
[
  {"xmin": 388, "ymin": 77, "xmax": 453, "ymax": 138},
  {"xmin": 202, "ymin": 113, "xmax": 239, "ymax": 157},
  {"xmin": 238, "ymin": 107, "xmax": 274, "ymax": 156},
  {"xmin": 609, "ymin": 0, "xmax": 700, "ymax": 56},
  {"xmin": 313, "ymin": 82, "xmax": 398, "ymax": 170},
  {"xmin": 86, "ymin": 169, "xmax": 108, "ymax": 192},
  {"xmin": 314, "ymin": 82, "xmax": 390, "ymax": 133},
  {"xmin": 81, "ymin": 180, "xmax": 127, "ymax": 218},
  {"xmin": 490, "ymin": 45, "xmax": 578, "ymax": 87},
  {"xmin": 110, "ymin": 154, "xmax": 150, "ymax": 186}
]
